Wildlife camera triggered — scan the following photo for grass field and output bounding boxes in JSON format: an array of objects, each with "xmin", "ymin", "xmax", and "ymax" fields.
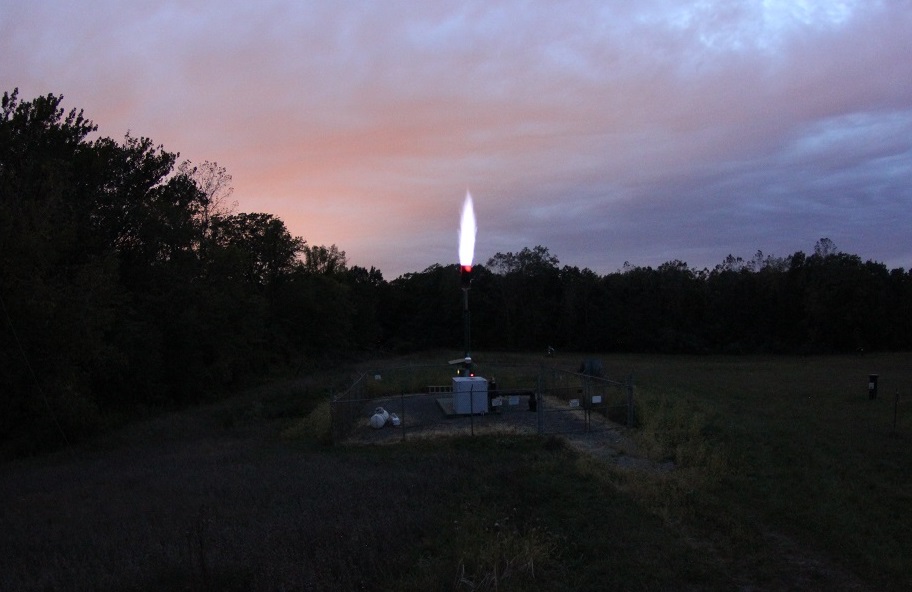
[
  {"xmin": 1, "ymin": 352, "xmax": 910, "ymax": 590},
  {"xmin": 617, "ymin": 352, "xmax": 912, "ymax": 591}
]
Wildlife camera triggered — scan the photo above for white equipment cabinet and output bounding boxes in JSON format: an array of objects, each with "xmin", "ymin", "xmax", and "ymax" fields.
[{"xmin": 452, "ymin": 376, "xmax": 488, "ymax": 414}]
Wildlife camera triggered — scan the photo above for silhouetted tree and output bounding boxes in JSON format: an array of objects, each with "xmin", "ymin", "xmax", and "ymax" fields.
[
  {"xmin": 209, "ymin": 212, "xmax": 304, "ymax": 290},
  {"xmin": 302, "ymin": 243, "xmax": 347, "ymax": 275}
]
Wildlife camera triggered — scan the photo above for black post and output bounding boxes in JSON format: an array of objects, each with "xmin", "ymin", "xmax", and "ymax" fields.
[
  {"xmin": 584, "ymin": 376, "xmax": 591, "ymax": 433},
  {"xmin": 536, "ymin": 365, "xmax": 543, "ymax": 434},
  {"xmin": 329, "ymin": 390, "xmax": 336, "ymax": 445},
  {"xmin": 470, "ymin": 383, "xmax": 475, "ymax": 436},
  {"xmin": 460, "ymin": 265, "xmax": 473, "ymax": 375},
  {"xmin": 463, "ymin": 287, "xmax": 471, "ymax": 360},
  {"xmin": 869, "ymin": 374, "xmax": 879, "ymax": 400},
  {"xmin": 626, "ymin": 373, "xmax": 635, "ymax": 427}
]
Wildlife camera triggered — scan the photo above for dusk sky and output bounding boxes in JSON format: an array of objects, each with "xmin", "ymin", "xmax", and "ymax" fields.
[{"xmin": 4, "ymin": 0, "xmax": 911, "ymax": 278}]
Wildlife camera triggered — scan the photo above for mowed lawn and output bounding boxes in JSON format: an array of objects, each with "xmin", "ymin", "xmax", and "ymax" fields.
[{"xmin": 1, "ymin": 352, "xmax": 910, "ymax": 591}]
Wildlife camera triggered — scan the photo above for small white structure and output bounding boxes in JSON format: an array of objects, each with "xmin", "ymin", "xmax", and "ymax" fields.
[
  {"xmin": 452, "ymin": 376, "xmax": 488, "ymax": 414},
  {"xmin": 370, "ymin": 406, "xmax": 390, "ymax": 429}
]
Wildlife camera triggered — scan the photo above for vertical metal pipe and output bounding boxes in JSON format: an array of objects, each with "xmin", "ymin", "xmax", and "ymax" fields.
[
  {"xmin": 470, "ymin": 382, "xmax": 475, "ymax": 436},
  {"xmin": 537, "ymin": 365, "xmax": 543, "ymax": 435},
  {"xmin": 626, "ymin": 373, "xmax": 635, "ymax": 427},
  {"xmin": 462, "ymin": 287, "xmax": 471, "ymax": 360},
  {"xmin": 400, "ymin": 389, "xmax": 406, "ymax": 442}
]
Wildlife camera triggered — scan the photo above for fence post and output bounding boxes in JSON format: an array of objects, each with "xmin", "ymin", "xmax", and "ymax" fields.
[
  {"xmin": 400, "ymin": 389, "xmax": 406, "ymax": 442},
  {"xmin": 470, "ymin": 383, "xmax": 475, "ymax": 437},
  {"xmin": 584, "ymin": 375, "xmax": 591, "ymax": 433},
  {"xmin": 329, "ymin": 389, "xmax": 337, "ymax": 445},
  {"xmin": 626, "ymin": 373, "xmax": 635, "ymax": 428},
  {"xmin": 537, "ymin": 365, "xmax": 543, "ymax": 435}
]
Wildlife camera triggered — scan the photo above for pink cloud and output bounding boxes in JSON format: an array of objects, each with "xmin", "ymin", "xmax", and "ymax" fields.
[{"xmin": 4, "ymin": 1, "xmax": 911, "ymax": 275}]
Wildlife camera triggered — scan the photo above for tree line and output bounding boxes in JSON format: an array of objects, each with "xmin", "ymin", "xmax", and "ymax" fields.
[
  {"xmin": 2, "ymin": 90, "xmax": 911, "ymax": 453},
  {"xmin": 386, "ymin": 241, "xmax": 912, "ymax": 356},
  {"xmin": 0, "ymin": 90, "xmax": 378, "ymax": 453}
]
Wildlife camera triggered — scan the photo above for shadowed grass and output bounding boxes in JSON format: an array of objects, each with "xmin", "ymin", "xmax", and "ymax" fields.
[
  {"xmin": 605, "ymin": 352, "xmax": 912, "ymax": 590},
  {"xmin": 281, "ymin": 398, "xmax": 332, "ymax": 444},
  {"xmin": 2, "ymin": 352, "xmax": 911, "ymax": 590}
]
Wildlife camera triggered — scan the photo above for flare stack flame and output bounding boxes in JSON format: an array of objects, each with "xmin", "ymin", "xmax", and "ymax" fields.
[{"xmin": 459, "ymin": 191, "xmax": 476, "ymax": 273}]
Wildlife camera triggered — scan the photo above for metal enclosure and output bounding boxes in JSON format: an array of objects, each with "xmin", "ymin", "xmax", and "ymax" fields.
[{"xmin": 452, "ymin": 376, "xmax": 488, "ymax": 414}]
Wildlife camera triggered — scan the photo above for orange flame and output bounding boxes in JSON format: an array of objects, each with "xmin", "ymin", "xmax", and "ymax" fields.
[{"xmin": 459, "ymin": 191, "xmax": 476, "ymax": 269}]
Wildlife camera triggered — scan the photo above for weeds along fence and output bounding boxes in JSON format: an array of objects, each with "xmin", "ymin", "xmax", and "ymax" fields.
[
  {"xmin": 329, "ymin": 362, "xmax": 635, "ymax": 444},
  {"xmin": 329, "ymin": 373, "xmax": 368, "ymax": 444}
]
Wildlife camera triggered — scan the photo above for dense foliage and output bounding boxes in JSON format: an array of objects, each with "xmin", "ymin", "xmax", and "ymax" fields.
[
  {"xmin": 388, "ymin": 244, "xmax": 912, "ymax": 356},
  {"xmin": 0, "ymin": 90, "xmax": 375, "ymax": 453},
  {"xmin": 2, "ymin": 90, "xmax": 911, "ymax": 452}
]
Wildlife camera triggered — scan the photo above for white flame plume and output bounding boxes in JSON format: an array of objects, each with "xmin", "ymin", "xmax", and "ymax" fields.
[{"xmin": 459, "ymin": 191, "xmax": 477, "ymax": 270}]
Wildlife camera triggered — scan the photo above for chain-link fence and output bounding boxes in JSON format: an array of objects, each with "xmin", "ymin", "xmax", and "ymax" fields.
[
  {"xmin": 330, "ymin": 362, "xmax": 635, "ymax": 444},
  {"xmin": 537, "ymin": 367, "xmax": 634, "ymax": 435}
]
